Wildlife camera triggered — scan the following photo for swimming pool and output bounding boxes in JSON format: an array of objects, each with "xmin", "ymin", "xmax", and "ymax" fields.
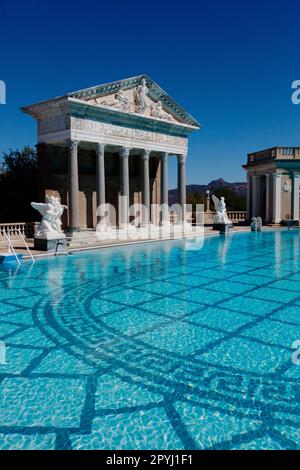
[{"xmin": 0, "ymin": 230, "xmax": 300, "ymax": 450}]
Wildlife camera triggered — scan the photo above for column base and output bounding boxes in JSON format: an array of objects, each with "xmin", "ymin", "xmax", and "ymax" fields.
[
  {"xmin": 160, "ymin": 220, "xmax": 172, "ymax": 227},
  {"xmin": 67, "ymin": 227, "xmax": 81, "ymax": 233},
  {"xmin": 95, "ymin": 223, "xmax": 111, "ymax": 232}
]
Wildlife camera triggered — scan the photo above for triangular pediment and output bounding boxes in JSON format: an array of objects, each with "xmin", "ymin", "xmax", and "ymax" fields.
[{"xmin": 68, "ymin": 75, "xmax": 200, "ymax": 128}]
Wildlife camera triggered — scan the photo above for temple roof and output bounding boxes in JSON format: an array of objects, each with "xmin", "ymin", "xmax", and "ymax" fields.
[
  {"xmin": 67, "ymin": 74, "xmax": 200, "ymax": 128},
  {"xmin": 22, "ymin": 75, "xmax": 201, "ymax": 130}
]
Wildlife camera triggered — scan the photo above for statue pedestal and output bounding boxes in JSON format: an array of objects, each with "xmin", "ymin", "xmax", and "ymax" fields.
[
  {"xmin": 213, "ymin": 223, "xmax": 233, "ymax": 234},
  {"xmin": 34, "ymin": 237, "xmax": 68, "ymax": 253}
]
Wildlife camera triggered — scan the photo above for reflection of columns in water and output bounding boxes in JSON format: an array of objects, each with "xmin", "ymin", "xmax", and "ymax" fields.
[
  {"xmin": 122, "ymin": 248, "xmax": 133, "ymax": 282},
  {"xmin": 293, "ymin": 232, "xmax": 299, "ymax": 271},
  {"xmin": 161, "ymin": 243, "xmax": 173, "ymax": 272},
  {"xmin": 143, "ymin": 243, "xmax": 157, "ymax": 280},
  {"xmin": 218, "ymin": 234, "xmax": 232, "ymax": 264},
  {"xmin": 274, "ymin": 230, "xmax": 282, "ymax": 277}
]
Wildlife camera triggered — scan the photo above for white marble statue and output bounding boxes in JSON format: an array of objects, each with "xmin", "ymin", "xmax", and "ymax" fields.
[
  {"xmin": 256, "ymin": 216, "xmax": 262, "ymax": 231},
  {"xmin": 150, "ymin": 100, "xmax": 172, "ymax": 121},
  {"xmin": 31, "ymin": 195, "xmax": 67, "ymax": 239},
  {"xmin": 250, "ymin": 217, "xmax": 258, "ymax": 231},
  {"xmin": 103, "ymin": 89, "xmax": 130, "ymax": 112},
  {"xmin": 251, "ymin": 216, "xmax": 262, "ymax": 232},
  {"xmin": 114, "ymin": 89, "xmax": 130, "ymax": 111},
  {"xmin": 136, "ymin": 78, "xmax": 148, "ymax": 113},
  {"xmin": 211, "ymin": 195, "xmax": 231, "ymax": 224}
]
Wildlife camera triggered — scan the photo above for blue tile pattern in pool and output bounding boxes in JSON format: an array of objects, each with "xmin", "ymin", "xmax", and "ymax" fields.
[{"xmin": 1, "ymin": 230, "xmax": 300, "ymax": 449}]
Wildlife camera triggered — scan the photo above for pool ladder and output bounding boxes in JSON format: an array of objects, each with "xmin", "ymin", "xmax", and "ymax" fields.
[{"xmin": 1, "ymin": 228, "xmax": 35, "ymax": 265}]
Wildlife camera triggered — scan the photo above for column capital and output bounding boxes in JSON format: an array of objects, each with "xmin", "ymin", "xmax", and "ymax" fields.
[
  {"xmin": 177, "ymin": 153, "xmax": 187, "ymax": 164},
  {"xmin": 142, "ymin": 149, "xmax": 151, "ymax": 160},
  {"xmin": 161, "ymin": 152, "xmax": 169, "ymax": 162},
  {"xmin": 120, "ymin": 147, "xmax": 131, "ymax": 159},
  {"xmin": 95, "ymin": 142, "xmax": 106, "ymax": 155},
  {"xmin": 66, "ymin": 139, "xmax": 80, "ymax": 152}
]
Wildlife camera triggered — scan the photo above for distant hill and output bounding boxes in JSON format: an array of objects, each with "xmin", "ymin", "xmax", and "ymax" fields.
[{"xmin": 169, "ymin": 178, "xmax": 247, "ymax": 205}]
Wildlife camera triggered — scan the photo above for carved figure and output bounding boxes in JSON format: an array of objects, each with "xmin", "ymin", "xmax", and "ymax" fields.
[
  {"xmin": 211, "ymin": 195, "xmax": 231, "ymax": 224},
  {"xmin": 251, "ymin": 217, "xmax": 258, "ymax": 231},
  {"xmin": 136, "ymin": 78, "xmax": 148, "ymax": 113},
  {"xmin": 102, "ymin": 89, "xmax": 130, "ymax": 112},
  {"xmin": 150, "ymin": 100, "xmax": 172, "ymax": 121},
  {"xmin": 256, "ymin": 216, "xmax": 262, "ymax": 231},
  {"xmin": 31, "ymin": 195, "xmax": 67, "ymax": 239}
]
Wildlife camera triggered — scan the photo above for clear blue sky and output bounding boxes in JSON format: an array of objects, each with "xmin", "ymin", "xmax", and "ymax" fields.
[{"xmin": 1, "ymin": 0, "xmax": 300, "ymax": 188}]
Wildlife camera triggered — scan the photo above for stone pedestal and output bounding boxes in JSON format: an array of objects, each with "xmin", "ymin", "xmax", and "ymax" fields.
[
  {"xmin": 281, "ymin": 219, "xmax": 299, "ymax": 227},
  {"xmin": 213, "ymin": 223, "xmax": 233, "ymax": 234},
  {"xmin": 34, "ymin": 237, "xmax": 68, "ymax": 252}
]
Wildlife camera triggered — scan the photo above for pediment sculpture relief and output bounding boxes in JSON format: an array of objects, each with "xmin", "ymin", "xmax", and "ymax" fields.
[
  {"xmin": 101, "ymin": 89, "xmax": 131, "ymax": 112},
  {"xmin": 135, "ymin": 78, "xmax": 148, "ymax": 113},
  {"xmin": 150, "ymin": 100, "xmax": 172, "ymax": 121},
  {"xmin": 91, "ymin": 78, "xmax": 177, "ymax": 123}
]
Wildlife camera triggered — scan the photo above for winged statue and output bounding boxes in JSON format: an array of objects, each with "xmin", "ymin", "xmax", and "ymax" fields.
[
  {"xmin": 31, "ymin": 195, "xmax": 67, "ymax": 239},
  {"xmin": 211, "ymin": 195, "xmax": 231, "ymax": 224}
]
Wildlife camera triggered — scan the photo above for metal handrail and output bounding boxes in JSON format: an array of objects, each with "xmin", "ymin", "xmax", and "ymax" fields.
[
  {"xmin": 17, "ymin": 229, "xmax": 35, "ymax": 264},
  {"xmin": 0, "ymin": 230, "xmax": 21, "ymax": 266}
]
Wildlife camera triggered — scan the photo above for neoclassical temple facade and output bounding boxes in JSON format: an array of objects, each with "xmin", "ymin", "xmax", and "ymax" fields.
[
  {"xmin": 22, "ymin": 75, "xmax": 200, "ymax": 230},
  {"xmin": 243, "ymin": 147, "xmax": 300, "ymax": 223}
]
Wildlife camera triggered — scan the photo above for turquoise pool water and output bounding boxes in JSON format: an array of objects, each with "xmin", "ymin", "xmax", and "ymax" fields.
[{"xmin": 0, "ymin": 230, "xmax": 300, "ymax": 450}]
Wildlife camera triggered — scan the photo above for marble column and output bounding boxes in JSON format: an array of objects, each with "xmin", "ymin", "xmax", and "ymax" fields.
[
  {"xmin": 292, "ymin": 173, "xmax": 300, "ymax": 220},
  {"xmin": 177, "ymin": 153, "xmax": 187, "ymax": 223},
  {"xmin": 67, "ymin": 139, "xmax": 80, "ymax": 230},
  {"xmin": 160, "ymin": 152, "xmax": 169, "ymax": 224},
  {"xmin": 246, "ymin": 174, "xmax": 251, "ymax": 220},
  {"xmin": 265, "ymin": 173, "xmax": 270, "ymax": 222},
  {"xmin": 272, "ymin": 173, "xmax": 282, "ymax": 223},
  {"xmin": 252, "ymin": 175, "xmax": 260, "ymax": 217},
  {"xmin": 120, "ymin": 147, "xmax": 130, "ymax": 226},
  {"xmin": 141, "ymin": 149, "xmax": 151, "ymax": 225},
  {"xmin": 95, "ymin": 143, "xmax": 106, "ymax": 225}
]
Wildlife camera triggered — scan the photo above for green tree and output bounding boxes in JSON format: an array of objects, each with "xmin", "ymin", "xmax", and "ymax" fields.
[
  {"xmin": 186, "ymin": 192, "xmax": 206, "ymax": 211},
  {"xmin": 213, "ymin": 186, "xmax": 246, "ymax": 211},
  {"xmin": 0, "ymin": 147, "xmax": 38, "ymax": 222}
]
